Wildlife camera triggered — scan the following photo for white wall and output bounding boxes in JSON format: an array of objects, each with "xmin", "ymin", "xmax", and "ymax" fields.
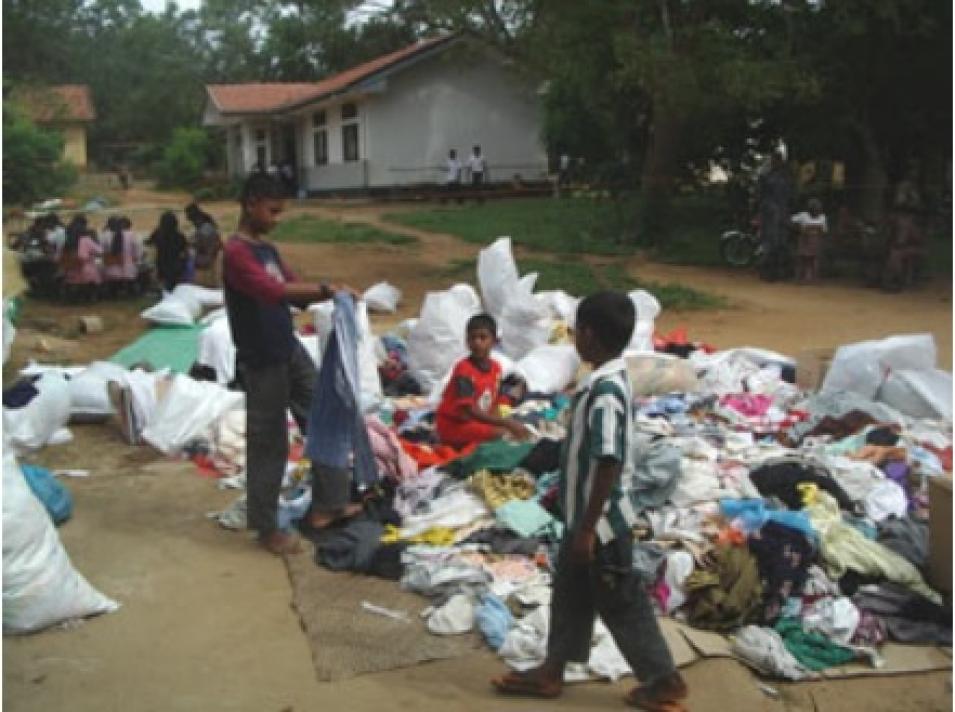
[{"xmin": 361, "ymin": 45, "xmax": 547, "ymax": 188}]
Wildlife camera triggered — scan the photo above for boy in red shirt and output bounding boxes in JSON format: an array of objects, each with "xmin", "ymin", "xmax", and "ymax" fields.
[{"xmin": 436, "ymin": 314, "xmax": 530, "ymax": 447}]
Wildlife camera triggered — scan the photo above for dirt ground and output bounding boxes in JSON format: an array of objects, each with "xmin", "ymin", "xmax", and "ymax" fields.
[{"xmin": 2, "ymin": 191, "xmax": 952, "ymax": 711}]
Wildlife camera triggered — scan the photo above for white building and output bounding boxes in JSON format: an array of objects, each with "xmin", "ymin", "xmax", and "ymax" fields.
[{"xmin": 202, "ymin": 35, "xmax": 548, "ymax": 193}]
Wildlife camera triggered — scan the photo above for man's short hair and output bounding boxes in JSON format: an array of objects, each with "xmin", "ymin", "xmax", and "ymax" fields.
[
  {"xmin": 466, "ymin": 313, "xmax": 497, "ymax": 336},
  {"xmin": 576, "ymin": 291, "xmax": 635, "ymax": 355},
  {"xmin": 239, "ymin": 173, "xmax": 285, "ymax": 207}
]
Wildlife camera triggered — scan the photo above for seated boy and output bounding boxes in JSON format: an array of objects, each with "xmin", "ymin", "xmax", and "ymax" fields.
[
  {"xmin": 492, "ymin": 292, "xmax": 688, "ymax": 711},
  {"xmin": 435, "ymin": 314, "xmax": 530, "ymax": 448}
]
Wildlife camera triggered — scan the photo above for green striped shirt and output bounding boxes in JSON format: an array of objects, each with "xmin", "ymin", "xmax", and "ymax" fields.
[{"xmin": 559, "ymin": 357, "xmax": 637, "ymax": 543}]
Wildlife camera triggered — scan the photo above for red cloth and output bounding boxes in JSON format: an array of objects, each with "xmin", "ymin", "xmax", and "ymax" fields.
[
  {"xmin": 435, "ymin": 356, "xmax": 503, "ymax": 447},
  {"xmin": 223, "ymin": 235, "xmax": 295, "ymax": 305},
  {"xmin": 399, "ymin": 439, "xmax": 476, "ymax": 469}
]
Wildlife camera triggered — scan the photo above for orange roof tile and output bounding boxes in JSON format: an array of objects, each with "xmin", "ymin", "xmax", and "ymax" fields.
[
  {"xmin": 16, "ymin": 84, "xmax": 96, "ymax": 123},
  {"xmin": 207, "ymin": 36, "xmax": 454, "ymax": 115}
]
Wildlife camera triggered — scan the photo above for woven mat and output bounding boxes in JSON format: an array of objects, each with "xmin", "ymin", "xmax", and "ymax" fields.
[{"xmin": 285, "ymin": 550, "xmax": 481, "ymax": 682}]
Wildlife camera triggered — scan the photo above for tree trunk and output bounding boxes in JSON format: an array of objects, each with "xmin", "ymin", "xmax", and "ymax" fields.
[
  {"xmin": 854, "ymin": 122, "xmax": 888, "ymax": 224},
  {"xmin": 637, "ymin": 96, "xmax": 683, "ymax": 245}
]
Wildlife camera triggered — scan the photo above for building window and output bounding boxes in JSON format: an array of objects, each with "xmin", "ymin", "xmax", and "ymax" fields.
[
  {"xmin": 313, "ymin": 111, "xmax": 328, "ymax": 165},
  {"xmin": 341, "ymin": 103, "xmax": 359, "ymax": 162},
  {"xmin": 254, "ymin": 128, "xmax": 267, "ymax": 169}
]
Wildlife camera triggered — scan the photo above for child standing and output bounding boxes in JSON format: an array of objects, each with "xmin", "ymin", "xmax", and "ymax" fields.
[
  {"xmin": 223, "ymin": 173, "xmax": 355, "ymax": 555},
  {"xmin": 791, "ymin": 198, "xmax": 827, "ymax": 283},
  {"xmin": 436, "ymin": 314, "xmax": 529, "ymax": 448},
  {"xmin": 492, "ymin": 292, "xmax": 688, "ymax": 711}
]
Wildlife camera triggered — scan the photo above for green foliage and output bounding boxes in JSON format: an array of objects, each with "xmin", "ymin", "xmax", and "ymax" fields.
[
  {"xmin": 2, "ymin": 101, "xmax": 77, "ymax": 206},
  {"xmin": 271, "ymin": 214, "xmax": 416, "ymax": 246},
  {"xmin": 156, "ymin": 128, "xmax": 211, "ymax": 189}
]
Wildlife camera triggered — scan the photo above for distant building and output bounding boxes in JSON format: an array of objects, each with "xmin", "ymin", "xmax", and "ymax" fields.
[
  {"xmin": 14, "ymin": 84, "xmax": 96, "ymax": 169},
  {"xmin": 202, "ymin": 35, "xmax": 547, "ymax": 193}
]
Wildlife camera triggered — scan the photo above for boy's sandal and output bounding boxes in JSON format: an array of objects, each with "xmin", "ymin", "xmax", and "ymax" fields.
[
  {"xmin": 625, "ymin": 686, "xmax": 688, "ymax": 712},
  {"xmin": 491, "ymin": 671, "xmax": 562, "ymax": 699}
]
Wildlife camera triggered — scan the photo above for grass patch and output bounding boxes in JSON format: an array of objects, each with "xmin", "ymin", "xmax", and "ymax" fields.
[
  {"xmin": 272, "ymin": 214, "xmax": 416, "ymax": 246},
  {"xmin": 385, "ymin": 197, "xmax": 635, "ymax": 255},
  {"xmin": 440, "ymin": 257, "xmax": 725, "ymax": 311}
]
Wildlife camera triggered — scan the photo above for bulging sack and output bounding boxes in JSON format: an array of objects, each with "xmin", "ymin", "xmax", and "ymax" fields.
[
  {"xmin": 3, "ymin": 451, "xmax": 118, "ymax": 634},
  {"xmin": 516, "ymin": 344, "xmax": 581, "ymax": 394},
  {"xmin": 68, "ymin": 361, "xmax": 130, "ymax": 420},
  {"xmin": 822, "ymin": 333, "xmax": 937, "ymax": 399},
  {"xmin": 477, "ymin": 237, "xmax": 521, "ymax": 319},
  {"xmin": 363, "ymin": 281, "xmax": 402, "ymax": 313},
  {"xmin": 3, "ymin": 371, "xmax": 72, "ymax": 452},
  {"xmin": 408, "ymin": 285, "xmax": 481, "ymax": 392},
  {"xmin": 624, "ymin": 352, "xmax": 700, "ymax": 396},
  {"xmin": 628, "ymin": 290, "xmax": 661, "ymax": 352},
  {"xmin": 140, "ymin": 293, "xmax": 203, "ymax": 326},
  {"xmin": 141, "ymin": 375, "xmax": 244, "ymax": 454}
]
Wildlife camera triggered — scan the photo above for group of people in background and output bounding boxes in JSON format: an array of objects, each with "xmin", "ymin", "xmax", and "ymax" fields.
[{"xmin": 15, "ymin": 201, "xmax": 222, "ymax": 300}]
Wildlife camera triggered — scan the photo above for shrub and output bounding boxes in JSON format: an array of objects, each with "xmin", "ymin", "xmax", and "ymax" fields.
[
  {"xmin": 2, "ymin": 104, "xmax": 78, "ymax": 206},
  {"xmin": 155, "ymin": 127, "xmax": 211, "ymax": 190}
]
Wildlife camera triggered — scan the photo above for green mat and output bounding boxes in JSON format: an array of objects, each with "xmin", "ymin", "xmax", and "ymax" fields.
[{"xmin": 110, "ymin": 324, "xmax": 205, "ymax": 373}]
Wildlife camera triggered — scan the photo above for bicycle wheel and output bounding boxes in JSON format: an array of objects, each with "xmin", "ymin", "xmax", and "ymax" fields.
[{"xmin": 720, "ymin": 231, "xmax": 759, "ymax": 267}]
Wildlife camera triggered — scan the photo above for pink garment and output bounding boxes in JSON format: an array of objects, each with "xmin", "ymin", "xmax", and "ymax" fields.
[
  {"xmin": 102, "ymin": 231, "xmax": 142, "ymax": 282},
  {"xmin": 719, "ymin": 393, "xmax": 774, "ymax": 418},
  {"xmin": 365, "ymin": 415, "xmax": 418, "ymax": 481},
  {"xmin": 63, "ymin": 236, "xmax": 103, "ymax": 285}
]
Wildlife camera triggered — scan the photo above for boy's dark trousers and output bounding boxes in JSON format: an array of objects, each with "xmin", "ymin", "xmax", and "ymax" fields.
[
  {"xmin": 240, "ymin": 342, "xmax": 315, "ymax": 535},
  {"xmin": 546, "ymin": 530, "xmax": 676, "ymax": 684}
]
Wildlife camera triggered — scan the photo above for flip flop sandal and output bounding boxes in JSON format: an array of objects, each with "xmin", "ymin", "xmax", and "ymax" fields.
[{"xmin": 491, "ymin": 674, "xmax": 562, "ymax": 699}]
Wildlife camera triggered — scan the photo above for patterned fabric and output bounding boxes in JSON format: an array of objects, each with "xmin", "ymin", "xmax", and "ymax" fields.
[{"xmin": 559, "ymin": 357, "xmax": 637, "ymax": 543}]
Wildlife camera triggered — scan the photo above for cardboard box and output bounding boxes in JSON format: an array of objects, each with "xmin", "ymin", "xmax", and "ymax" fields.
[
  {"xmin": 796, "ymin": 347, "xmax": 836, "ymax": 392},
  {"xmin": 928, "ymin": 474, "xmax": 952, "ymax": 595}
]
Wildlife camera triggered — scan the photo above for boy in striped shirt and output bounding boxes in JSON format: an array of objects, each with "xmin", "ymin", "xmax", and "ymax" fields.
[{"xmin": 493, "ymin": 291, "xmax": 688, "ymax": 711}]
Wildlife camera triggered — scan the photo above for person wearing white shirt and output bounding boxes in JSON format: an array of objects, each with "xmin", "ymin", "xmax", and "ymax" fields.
[
  {"xmin": 445, "ymin": 149, "xmax": 462, "ymax": 185},
  {"xmin": 791, "ymin": 198, "xmax": 828, "ymax": 283},
  {"xmin": 468, "ymin": 145, "xmax": 486, "ymax": 187}
]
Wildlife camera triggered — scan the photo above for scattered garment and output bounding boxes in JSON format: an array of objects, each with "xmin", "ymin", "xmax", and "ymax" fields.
[
  {"xmin": 495, "ymin": 499, "xmax": 562, "ymax": 539},
  {"xmin": 476, "ymin": 593, "xmax": 515, "ymax": 650},
  {"xmin": 627, "ymin": 436, "xmax": 682, "ymax": 513},
  {"xmin": 804, "ymin": 491, "xmax": 941, "ymax": 603},
  {"xmin": 683, "ymin": 545, "xmax": 764, "ymax": 631},
  {"xmin": 399, "ymin": 439, "xmax": 475, "ymax": 470},
  {"xmin": 749, "ymin": 460, "xmax": 855, "ymax": 511},
  {"xmin": 470, "ymin": 470, "xmax": 535, "ymax": 510},
  {"xmin": 876, "ymin": 515, "xmax": 928, "ymax": 569},
  {"xmin": 426, "ymin": 592, "xmax": 475, "ymax": 635},
  {"xmin": 747, "ymin": 521, "xmax": 814, "ymax": 623},
  {"xmin": 460, "ymin": 526, "xmax": 541, "ymax": 556},
  {"xmin": 731, "ymin": 625, "xmax": 810, "ymax": 680},
  {"xmin": 445, "ymin": 440, "xmax": 535, "ymax": 479},
  {"xmin": 399, "ymin": 484, "xmax": 489, "ymax": 538},
  {"xmin": 774, "ymin": 616, "xmax": 856, "ymax": 671},
  {"xmin": 853, "ymin": 582, "xmax": 953, "ymax": 645},
  {"xmin": 366, "ymin": 415, "xmax": 418, "ymax": 482},
  {"xmin": 801, "ymin": 596, "xmax": 861, "ymax": 646},
  {"xmin": 313, "ymin": 518, "xmax": 385, "ymax": 574}
]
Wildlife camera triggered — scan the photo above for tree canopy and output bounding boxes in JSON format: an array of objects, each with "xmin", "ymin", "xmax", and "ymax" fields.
[{"xmin": 3, "ymin": 0, "xmax": 949, "ymax": 225}]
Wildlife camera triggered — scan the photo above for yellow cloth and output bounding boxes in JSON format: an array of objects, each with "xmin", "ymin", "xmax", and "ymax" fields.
[
  {"xmin": 380, "ymin": 524, "xmax": 457, "ymax": 546},
  {"xmin": 470, "ymin": 469, "xmax": 535, "ymax": 510},
  {"xmin": 806, "ymin": 491, "xmax": 941, "ymax": 603}
]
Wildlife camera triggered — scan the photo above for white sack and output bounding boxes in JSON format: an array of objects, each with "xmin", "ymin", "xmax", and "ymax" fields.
[
  {"xmin": 3, "ymin": 371, "xmax": 72, "ymax": 452},
  {"xmin": 140, "ymin": 293, "xmax": 202, "ymax": 326},
  {"xmin": 878, "ymin": 368, "xmax": 953, "ymax": 422},
  {"xmin": 408, "ymin": 286, "xmax": 481, "ymax": 392},
  {"xmin": 516, "ymin": 344, "xmax": 581, "ymax": 394},
  {"xmin": 628, "ymin": 290, "xmax": 661, "ymax": 352},
  {"xmin": 197, "ymin": 316, "xmax": 236, "ymax": 384},
  {"xmin": 68, "ymin": 361, "xmax": 130, "ymax": 418},
  {"xmin": 141, "ymin": 375, "xmax": 244, "ymax": 454},
  {"xmin": 3, "ymin": 450, "xmax": 119, "ymax": 633},
  {"xmin": 535, "ymin": 290, "xmax": 580, "ymax": 325},
  {"xmin": 171, "ymin": 283, "xmax": 224, "ymax": 308},
  {"xmin": 822, "ymin": 333, "xmax": 937, "ymax": 400},
  {"xmin": 363, "ymin": 281, "xmax": 402, "ymax": 313},
  {"xmin": 477, "ymin": 237, "xmax": 521, "ymax": 319},
  {"xmin": 309, "ymin": 300, "xmax": 382, "ymax": 411},
  {"xmin": 499, "ymin": 287, "xmax": 553, "ymax": 360},
  {"xmin": 624, "ymin": 352, "xmax": 700, "ymax": 396}
]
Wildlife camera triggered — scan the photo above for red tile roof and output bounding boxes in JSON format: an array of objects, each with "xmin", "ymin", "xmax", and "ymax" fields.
[
  {"xmin": 16, "ymin": 84, "xmax": 96, "ymax": 123},
  {"xmin": 207, "ymin": 35, "xmax": 455, "ymax": 115}
]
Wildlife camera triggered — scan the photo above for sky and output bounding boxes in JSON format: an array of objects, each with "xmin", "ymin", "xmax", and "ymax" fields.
[{"xmin": 140, "ymin": 0, "xmax": 203, "ymax": 13}]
